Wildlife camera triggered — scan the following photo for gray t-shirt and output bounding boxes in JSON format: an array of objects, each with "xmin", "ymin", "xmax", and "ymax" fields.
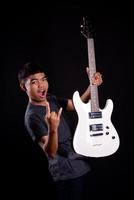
[{"xmin": 25, "ymin": 94, "xmax": 91, "ymax": 181}]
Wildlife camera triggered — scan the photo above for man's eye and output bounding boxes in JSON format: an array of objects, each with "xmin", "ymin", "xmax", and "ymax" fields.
[
  {"xmin": 31, "ymin": 81, "xmax": 37, "ymax": 84},
  {"xmin": 43, "ymin": 77, "xmax": 47, "ymax": 81}
]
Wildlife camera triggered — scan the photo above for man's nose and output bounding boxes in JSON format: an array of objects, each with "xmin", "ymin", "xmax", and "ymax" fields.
[{"xmin": 38, "ymin": 81, "xmax": 44, "ymax": 88}]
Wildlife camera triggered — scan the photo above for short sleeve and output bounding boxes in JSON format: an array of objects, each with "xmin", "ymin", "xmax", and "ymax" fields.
[
  {"xmin": 56, "ymin": 96, "xmax": 68, "ymax": 110},
  {"xmin": 25, "ymin": 114, "xmax": 48, "ymax": 142}
]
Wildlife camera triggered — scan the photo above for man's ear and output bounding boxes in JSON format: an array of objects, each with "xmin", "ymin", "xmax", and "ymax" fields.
[{"xmin": 20, "ymin": 83, "xmax": 27, "ymax": 91}]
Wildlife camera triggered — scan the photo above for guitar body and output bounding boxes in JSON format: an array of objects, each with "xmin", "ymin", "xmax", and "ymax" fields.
[{"xmin": 73, "ymin": 91, "xmax": 120, "ymax": 157}]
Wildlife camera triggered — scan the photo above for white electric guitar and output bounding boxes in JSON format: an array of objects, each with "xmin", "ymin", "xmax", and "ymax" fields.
[{"xmin": 73, "ymin": 17, "xmax": 120, "ymax": 157}]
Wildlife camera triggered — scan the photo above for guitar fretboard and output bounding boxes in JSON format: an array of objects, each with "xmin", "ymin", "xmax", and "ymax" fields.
[{"xmin": 87, "ymin": 38, "xmax": 99, "ymax": 112}]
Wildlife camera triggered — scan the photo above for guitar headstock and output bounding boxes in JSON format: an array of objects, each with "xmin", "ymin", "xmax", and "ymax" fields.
[{"xmin": 80, "ymin": 16, "xmax": 94, "ymax": 39}]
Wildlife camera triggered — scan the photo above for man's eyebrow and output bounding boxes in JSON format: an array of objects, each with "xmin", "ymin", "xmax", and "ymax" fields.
[
  {"xmin": 42, "ymin": 75, "xmax": 47, "ymax": 79},
  {"xmin": 31, "ymin": 78, "xmax": 38, "ymax": 81},
  {"xmin": 30, "ymin": 75, "xmax": 47, "ymax": 81}
]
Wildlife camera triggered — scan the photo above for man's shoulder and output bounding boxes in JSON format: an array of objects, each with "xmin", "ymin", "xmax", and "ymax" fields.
[
  {"xmin": 25, "ymin": 103, "xmax": 44, "ymax": 119},
  {"xmin": 47, "ymin": 93, "xmax": 57, "ymax": 101}
]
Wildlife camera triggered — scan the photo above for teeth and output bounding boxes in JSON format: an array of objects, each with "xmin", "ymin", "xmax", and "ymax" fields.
[{"xmin": 38, "ymin": 90, "xmax": 45, "ymax": 93}]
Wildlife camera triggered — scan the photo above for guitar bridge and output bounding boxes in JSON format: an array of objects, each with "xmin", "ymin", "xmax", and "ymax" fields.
[{"xmin": 90, "ymin": 133, "xmax": 103, "ymax": 137}]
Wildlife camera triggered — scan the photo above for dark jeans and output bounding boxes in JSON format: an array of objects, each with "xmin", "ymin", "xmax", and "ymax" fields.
[{"xmin": 54, "ymin": 172, "xmax": 91, "ymax": 200}]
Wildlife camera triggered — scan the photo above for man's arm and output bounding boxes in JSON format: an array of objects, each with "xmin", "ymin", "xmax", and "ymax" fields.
[
  {"xmin": 66, "ymin": 71, "xmax": 103, "ymax": 111},
  {"xmin": 38, "ymin": 102, "xmax": 62, "ymax": 158}
]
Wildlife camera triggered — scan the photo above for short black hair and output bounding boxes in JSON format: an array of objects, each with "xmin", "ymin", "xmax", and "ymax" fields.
[{"xmin": 18, "ymin": 62, "xmax": 46, "ymax": 83}]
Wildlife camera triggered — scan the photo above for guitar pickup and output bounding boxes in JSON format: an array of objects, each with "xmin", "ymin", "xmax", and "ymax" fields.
[
  {"xmin": 89, "ymin": 111, "xmax": 102, "ymax": 119},
  {"xmin": 90, "ymin": 124, "xmax": 103, "ymax": 131},
  {"xmin": 90, "ymin": 133, "xmax": 103, "ymax": 136}
]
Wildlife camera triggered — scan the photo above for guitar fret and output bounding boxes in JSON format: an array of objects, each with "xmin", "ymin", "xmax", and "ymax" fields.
[{"xmin": 87, "ymin": 38, "xmax": 99, "ymax": 112}]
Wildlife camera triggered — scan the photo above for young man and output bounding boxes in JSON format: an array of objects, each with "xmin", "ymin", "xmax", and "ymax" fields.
[{"xmin": 18, "ymin": 62, "xmax": 103, "ymax": 200}]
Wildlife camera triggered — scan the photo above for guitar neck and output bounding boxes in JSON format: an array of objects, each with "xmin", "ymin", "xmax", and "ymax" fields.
[{"xmin": 87, "ymin": 38, "xmax": 99, "ymax": 112}]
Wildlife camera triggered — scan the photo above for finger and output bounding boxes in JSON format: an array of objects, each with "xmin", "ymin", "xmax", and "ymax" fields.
[
  {"xmin": 86, "ymin": 67, "xmax": 89, "ymax": 74},
  {"xmin": 45, "ymin": 102, "xmax": 50, "ymax": 117},
  {"xmin": 57, "ymin": 107, "xmax": 62, "ymax": 119},
  {"xmin": 91, "ymin": 76, "xmax": 97, "ymax": 85},
  {"xmin": 92, "ymin": 73, "xmax": 102, "ymax": 85},
  {"xmin": 96, "ymin": 72, "xmax": 102, "ymax": 78}
]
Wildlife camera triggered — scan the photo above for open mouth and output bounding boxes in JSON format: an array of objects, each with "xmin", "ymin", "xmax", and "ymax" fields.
[{"xmin": 38, "ymin": 90, "xmax": 46, "ymax": 98}]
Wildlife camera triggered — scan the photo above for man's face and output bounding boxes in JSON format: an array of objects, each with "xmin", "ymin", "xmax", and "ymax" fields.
[{"xmin": 24, "ymin": 72, "xmax": 49, "ymax": 103}]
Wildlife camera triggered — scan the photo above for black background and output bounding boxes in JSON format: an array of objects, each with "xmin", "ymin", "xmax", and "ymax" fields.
[{"xmin": 1, "ymin": 2, "xmax": 133, "ymax": 199}]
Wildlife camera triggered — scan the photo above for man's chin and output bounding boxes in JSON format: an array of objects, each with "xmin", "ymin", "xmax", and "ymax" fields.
[{"xmin": 32, "ymin": 97, "xmax": 46, "ymax": 103}]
